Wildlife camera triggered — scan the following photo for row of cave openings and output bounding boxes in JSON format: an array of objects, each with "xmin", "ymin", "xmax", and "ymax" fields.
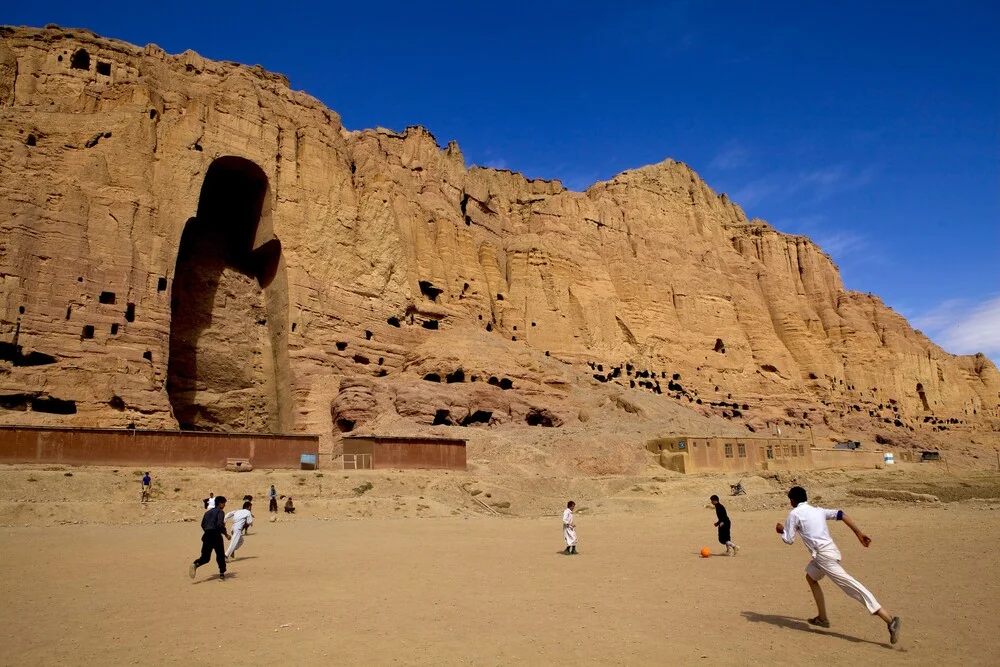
[
  {"xmin": 431, "ymin": 407, "xmax": 558, "ymax": 428},
  {"xmin": 422, "ymin": 368, "xmax": 514, "ymax": 390},
  {"xmin": 62, "ymin": 48, "xmax": 112, "ymax": 76},
  {"xmin": 586, "ymin": 359, "xmax": 794, "ymax": 433},
  {"xmin": 420, "ymin": 368, "xmax": 557, "ymax": 428},
  {"xmin": 409, "ymin": 278, "xmax": 543, "ymax": 344},
  {"xmin": 333, "ymin": 335, "xmax": 388, "ymax": 377}
]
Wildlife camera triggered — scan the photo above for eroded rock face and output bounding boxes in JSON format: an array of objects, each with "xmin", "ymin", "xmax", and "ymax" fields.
[{"xmin": 0, "ymin": 26, "xmax": 997, "ymax": 457}]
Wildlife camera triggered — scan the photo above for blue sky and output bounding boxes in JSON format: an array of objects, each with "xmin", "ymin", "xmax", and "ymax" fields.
[{"xmin": 7, "ymin": 1, "xmax": 999, "ymax": 359}]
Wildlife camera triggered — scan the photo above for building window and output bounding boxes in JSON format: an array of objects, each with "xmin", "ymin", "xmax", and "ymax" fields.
[
  {"xmin": 766, "ymin": 447, "xmax": 774, "ymax": 460},
  {"xmin": 724, "ymin": 443, "xmax": 733, "ymax": 458},
  {"xmin": 791, "ymin": 445, "xmax": 797, "ymax": 457},
  {"xmin": 738, "ymin": 443, "xmax": 746, "ymax": 458},
  {"xmin": 783, "ymin": 446, "xmax": 790, "ymax": 457},
  {"xmin": 799, "ymin": 445, "xmax": 805, "ymax": 456}
]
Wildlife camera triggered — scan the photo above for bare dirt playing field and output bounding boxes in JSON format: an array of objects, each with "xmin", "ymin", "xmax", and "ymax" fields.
[{"xmin": 2, "ymin": 492, "xmax": 999, "ymax": 665}]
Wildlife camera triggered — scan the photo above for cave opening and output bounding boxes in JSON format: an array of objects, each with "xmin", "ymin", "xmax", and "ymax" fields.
[
  {"xmin": 166, "ymin": 156, "xmax": 290, "ymax": 433},
  {"xmin": 917, "ymin": 382, "xmax": 930, "ymax": 412}
]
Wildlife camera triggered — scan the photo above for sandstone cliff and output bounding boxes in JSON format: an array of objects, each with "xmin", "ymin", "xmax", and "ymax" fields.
[{"xmin": 1, "ymin": 26, "xmax": 997, "ymax": 465}]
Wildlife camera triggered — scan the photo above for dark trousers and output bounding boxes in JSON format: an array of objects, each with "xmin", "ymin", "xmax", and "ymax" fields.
[
  {"xmin": 195, "ymin": 531, "xmax": 226, "ymax": 573},
  {"xmin": 269, "ymin": 498, "xmax": 278, "ymax": 512}
]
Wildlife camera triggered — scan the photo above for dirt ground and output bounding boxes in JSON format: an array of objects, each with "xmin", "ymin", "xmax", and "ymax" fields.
[{"xmin": 2, "ymin": 478, "xmax": 999, "ymax": 666}]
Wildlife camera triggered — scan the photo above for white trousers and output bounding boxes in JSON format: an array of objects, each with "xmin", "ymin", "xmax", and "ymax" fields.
[
  {"xmin": 564, "ymin": 526, "xmax": 577, "ymax": 547},
  {"xmin": 226, "ymin": 528, "xmax": 244, "ymax": 558},
  {"xmin": 806, "ymin": 550, "xmax": 880, "ymax": 614}
]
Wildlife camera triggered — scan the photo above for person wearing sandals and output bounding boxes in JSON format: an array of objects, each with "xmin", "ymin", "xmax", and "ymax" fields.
[{"xmin": 776, "ymin": 486, "xmax": 901, "ymax": 645}]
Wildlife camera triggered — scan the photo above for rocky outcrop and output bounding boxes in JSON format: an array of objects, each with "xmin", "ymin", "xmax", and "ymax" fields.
[{"xmin": 0, "ymin": 26, "xmax": 997, "ymax": 459}]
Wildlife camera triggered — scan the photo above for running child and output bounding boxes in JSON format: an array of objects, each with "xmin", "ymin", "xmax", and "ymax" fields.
[
  {"xmin": 710, "ymin": 495, "xmax": 740, "ymax": 555},
  {"xmin": 190, "ymin": 496, "xmax": 230, "ymax": 580},
  {"xmin": 776, "ymin": 486, "xmax": 901, "ymax": 644},
  {"xmin": 562, "ymin": 501, "xmax": 578, "ymax": 555},
  {"xmin": 225, "ymin": 500, "xmax": 254, "ymax": 561}
]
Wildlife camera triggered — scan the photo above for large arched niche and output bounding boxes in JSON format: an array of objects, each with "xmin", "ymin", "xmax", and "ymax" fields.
[{"xmin": 166, "ymin": 156, "xmax": 292, "ymax": 433}]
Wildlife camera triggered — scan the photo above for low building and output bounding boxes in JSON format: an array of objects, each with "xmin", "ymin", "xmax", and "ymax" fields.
[
  {"xmin": 648, "ymin": 435, "xmax": 885, "ymax": 474},
  {"xmin": 342, "ymin": 435, "xmax": 467, "ymax": 470}
]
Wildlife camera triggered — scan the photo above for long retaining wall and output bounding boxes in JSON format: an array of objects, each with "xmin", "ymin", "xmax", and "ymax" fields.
[
  {"xmin": 0, "ymin": 426, "xmax": 320, "ymax": 469},
  {"xmin": 810, "ymin": 448, "xmax": 885, "ymax": 470}
]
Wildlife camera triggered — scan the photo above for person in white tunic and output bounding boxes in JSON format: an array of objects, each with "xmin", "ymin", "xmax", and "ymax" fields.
[
  {"xmin": 776, "ymin": 486, "xmax": 901, "ymax": 644},
  {"xmin": 562, "ymin": 501, "xmax": 578, "ymax": 555},
  {"xmin": 225, "ymin": 500, "xmax": 254, "ymax": 560}
]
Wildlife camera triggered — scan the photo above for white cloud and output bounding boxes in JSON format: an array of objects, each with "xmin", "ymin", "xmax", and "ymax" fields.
[
  {"xmin": 728, "ymin": 178, "xmax": 780, "ymax": 207},
  {"xmin": 709, "ymin": 146, "xmax": 749, "ymax": 171},
  {"xmin": 912, "ymin": 295, "xmax": 1000, "ymax": 359},
  {"xmin": 482, "ymin": 158, "xmax": 508, "ymax": 170},
  {"xmin": 723, "ymin": 164, "xmax": 878, "ymax": 208},
  {"xmin": 811, "ymin": 231, "xmax": 869, "ymax": 260}
]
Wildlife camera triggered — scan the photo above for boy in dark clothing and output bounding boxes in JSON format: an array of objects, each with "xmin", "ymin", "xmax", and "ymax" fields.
[
  {"xmin": 710, "ymin": 495, "xmax": 740, "ymax": 556},
  {"xmin": 190, "ymin": 496, "xmax": 230, "ymax": 580}
]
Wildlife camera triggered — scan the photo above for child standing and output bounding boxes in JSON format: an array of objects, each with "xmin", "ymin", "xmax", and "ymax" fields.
[
  {"xmin": 140, "ymin": 472, "xmax": 151, "ymax": 503},
  {"xmin": 710, "ymin": 495, "xmax": 740, "ymax": 556},
  {"xmin": 562, "ymin": 501, "xmax": 578, "ymax": 555},
  {"xmin": 190, "ymin": 496, "xmax": 230, "ymax": 580},
  {"xmin": 268, "ymin": 484, "xmax": 278, "ymax": 513},
  {"xmin": 776, "ymin": 486, "xmax": 901, "ymax": 644}
]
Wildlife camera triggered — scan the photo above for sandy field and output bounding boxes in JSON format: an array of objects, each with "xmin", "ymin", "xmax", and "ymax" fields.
[{"xmin": 2, "ymin": 479, "xmax": 1000, "ymax": 666}]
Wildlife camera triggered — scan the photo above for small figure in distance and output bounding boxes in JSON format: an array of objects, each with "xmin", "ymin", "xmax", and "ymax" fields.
[
  {"xmin": 776, "ymin": 485, "xmax": 901, "ymax": 645},
  {"xmin": 204, "ymin": 492, "xmax": 215, "ymax": 510},
  {"xmin": 562, "ymin": 501, "xmax": 578, "ymax": 555},
  {"xmin": 284, "ymin": 496, "xmax": 295, "ymax": 514},
  {"xmin": 268, "ymin": 484, "xmax": 278, "ymax": 513},
  {"xmin": 710, "ymin": 495, "xmax": 740, "ymax": 556},
  {"xmin": 190, "ymin": 496, "xmax": 230, "ymax": 581},
  {"xmin": 140, "ymin": 471, "xmax": 152, "ymax": 503}
]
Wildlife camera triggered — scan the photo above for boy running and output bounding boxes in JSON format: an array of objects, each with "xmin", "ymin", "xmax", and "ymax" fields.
[
  {"xmin": 190, "ymin": 496, "xmax": 230, "ymax": 580},
  {"xmin": 710, "ymin": 495, "xmax": 740, "ymax": 555},
  {"xmin": 562, "ymin": 501, "xmax": 578, "ymax": 555},
  {"xmin": 225, "ymin": 501, "xmax": 254, "ymax": 561},
  {"xmin": 776, "ymin": 486, "xmax": 901, "ymax": 644}
]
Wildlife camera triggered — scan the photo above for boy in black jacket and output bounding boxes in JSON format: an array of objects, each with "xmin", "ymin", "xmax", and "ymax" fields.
[{"xmin": 190, "ymin": 496, "xmax": 231, "ymax": 580}]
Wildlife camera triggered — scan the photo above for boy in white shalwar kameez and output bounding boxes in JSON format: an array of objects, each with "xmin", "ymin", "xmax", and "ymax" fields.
[
  {"xmin": 776, "ymin": 486, "xmax": 901, "ymax": 645},
  {"xmin": 562, "ymin": 501, "xmax": 578, "ymax": 555},
  {"xmin": 225, "ymin": 500, "xmax": 254, "ymax": 561}
]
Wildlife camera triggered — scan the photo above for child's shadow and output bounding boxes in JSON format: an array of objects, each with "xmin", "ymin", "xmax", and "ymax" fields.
[
  {"xmin": 192, "ymin": 572, "xmax": 239, "ymax": 585},
  {"xmin": 741, "ymin": 611, "xmax": 891, "ymax": 649}
]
